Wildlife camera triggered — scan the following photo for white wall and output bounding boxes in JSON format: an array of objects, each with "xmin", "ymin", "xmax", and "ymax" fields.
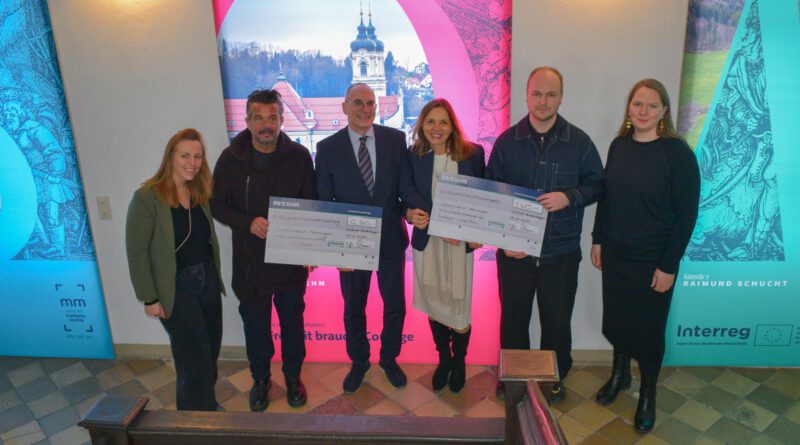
[
  {"xmin": 511, "ymin": 0, "xmax": 689, "ymax": 350},
  {"xmin": 47, "ymin": 0, "xmax": 688, "ymax": 353},
  {"xmin": 47, "ymin": 0, "xmax": 242, "ymax": 347}
]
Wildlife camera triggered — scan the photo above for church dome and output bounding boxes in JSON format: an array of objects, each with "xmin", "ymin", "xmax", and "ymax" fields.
[
  {"xmin": 350, "ymin": 18, "xmax": 376, "ymax": 52},
  {"xmin": 366, "ymin": 17, "xmax": 384, "ymax": 52}
]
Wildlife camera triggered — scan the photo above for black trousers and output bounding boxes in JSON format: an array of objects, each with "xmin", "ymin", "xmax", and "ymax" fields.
[
  {"xmin": 161, "ymin": 260, "xmax": 222, "ymax": 411},
  {"xmin": 497, "ymin": 250, "xmax": 580, "ymax": 380},
  {"xmin": 238, "ymin": 286, "xmax": 307, "ymax": 380},
  {"xmin": 340, "ymin": 252, "xmax": 406, "ymax": 365}
]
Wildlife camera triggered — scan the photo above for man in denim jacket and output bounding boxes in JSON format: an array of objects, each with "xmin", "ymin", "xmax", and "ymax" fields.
[{"xmin": 488, "ymin": 67, "xmax": 604, "ymax": 402}]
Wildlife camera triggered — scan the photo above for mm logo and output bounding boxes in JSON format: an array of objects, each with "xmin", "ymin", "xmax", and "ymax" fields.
[{"xmin": 60, "ymin": 298, "xmax": 86, "ymax": 307}]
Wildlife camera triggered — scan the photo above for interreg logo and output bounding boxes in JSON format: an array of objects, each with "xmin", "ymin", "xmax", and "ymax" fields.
[{"xmin": 676, "ymin": 324, "xmax": 751, "ymax": 340}]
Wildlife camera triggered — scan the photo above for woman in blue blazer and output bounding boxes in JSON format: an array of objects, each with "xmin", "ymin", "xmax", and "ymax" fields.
[{"xmin": 406, "ymin": 99, "xmax": 486, "ymax": 392}]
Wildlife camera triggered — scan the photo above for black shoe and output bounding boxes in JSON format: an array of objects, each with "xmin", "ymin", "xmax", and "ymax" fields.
[
  {"xmin": 429, "ymin": 320, "xmax": 452, "ymax": 391},
  {"xmin": 596, "ymin": 353, "xmax": 632, "ymax": 406},
  {"xmin": 285, "ymin": 376, "xmax": 307, "ymax": 407},
  {"xmin": 249, "ymin": 379, "xmax": 270, "ymax": 412},
  {"xmin": 432, "ymin": 357, "xmax": 451, "ymax": 391},
  {"xmin": 343, "ymin": 362, "xmax": 370, "ymax": 393},
  {"xmin": 548, "ymin": 382, "xmax": 566, "ymax": 403},
  {"xmin": 379, "ymin": 359, "xmax": 407, "ymax": 388},
  {"xmin": 634, "ymin": 375, "xmax": 658, "ymax": 433},
  {"xmin": 495, "ymin": 381, "xmax": 505, "ymax": 400},
  {"xmin": 448, "ymin": 328, "xmax": 471, "ymax": 393}
]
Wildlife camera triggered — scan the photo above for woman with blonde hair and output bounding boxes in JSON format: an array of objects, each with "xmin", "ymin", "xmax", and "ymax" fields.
[
  {"xmin": 126, "ymin": 128, "xmax": 225, "ymax": 411},
  {"xmin": 591, "ymin": 79, "xmax": 699, "ymax": 432},
  {"xmin": 406, "ymin": 99, "xmax": 486, "ymax": 392}
]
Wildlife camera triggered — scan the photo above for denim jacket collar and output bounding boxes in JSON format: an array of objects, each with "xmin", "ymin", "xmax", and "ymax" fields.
[{"xmin": 513, "ymin": 114, "xmax": 572, "ymax": 144}]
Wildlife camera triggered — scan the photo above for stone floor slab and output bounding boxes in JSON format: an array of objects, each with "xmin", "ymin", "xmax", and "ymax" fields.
[
  {"xmin": 27, "ymin": 391, "xmax": 69, "ymax": 419},
  {"xmin": 17, "ymin": 378, "xmax": 57, "ymax": 403},
  {"xmin": 38, "ymin": 406, "xmax": 79, "ymax": 437},
  {"xmin": 49, "ymin": 363, "xmax": 90, "ymax": 390}
]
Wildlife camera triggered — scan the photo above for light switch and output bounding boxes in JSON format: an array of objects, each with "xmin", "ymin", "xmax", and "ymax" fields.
[{"xmin": 96, "ymin": 196, "xmax": 112, "ymax": 220}]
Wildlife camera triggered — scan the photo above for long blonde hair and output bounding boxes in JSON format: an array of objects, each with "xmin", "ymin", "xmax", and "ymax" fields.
[
  {"xmin": 617, "ymin": 78, "xmax": 683, "ymax": 140},
  {"xmin": 143, "ymin": 128, "xmax": 212, "ymax": 207}
]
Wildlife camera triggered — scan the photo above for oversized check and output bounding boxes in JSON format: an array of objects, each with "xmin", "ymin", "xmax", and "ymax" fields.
[
  {"xmin": 264, "ymin": 198, "xmax": 382, "ymax": 271},
  {"xmin": 428, "ymin": 172, "xmax": 548, "ymax": 257}
]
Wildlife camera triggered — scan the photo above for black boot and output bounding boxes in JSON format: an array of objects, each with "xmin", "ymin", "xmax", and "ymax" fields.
[
  {"xmin": 285, "ymin": 376, "xmax": 307, "ymax": 407},
  {"xmin": 596, "ymin": 352, "xmax": 631, "ymax": 405},
  {"xmin": 449, "ymin": 327, "xmax": 471, "ymax": 392},
  {"xmin": 429, "ymin": 320, "xmax": 452, "ymax": 391},
  {"xmin": 634, "ymin": 374, "xmax": 658, "ymax": 433}
]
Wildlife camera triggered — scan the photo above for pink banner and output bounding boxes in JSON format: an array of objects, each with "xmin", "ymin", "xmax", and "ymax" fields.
[{"xmin": 213, "ymin": 0, "xmax": 511, "ymax": 365}]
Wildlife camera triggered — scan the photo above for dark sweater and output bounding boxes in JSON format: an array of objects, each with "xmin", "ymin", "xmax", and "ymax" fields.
[{"xmin": 592, "ymin": 136, "xmax": 700, "ymax": 273}]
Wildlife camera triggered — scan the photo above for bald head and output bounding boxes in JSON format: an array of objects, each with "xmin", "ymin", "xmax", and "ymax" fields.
[{"xmin": 343, "ymin": 83, "xmax": 377, "ymax": 135}]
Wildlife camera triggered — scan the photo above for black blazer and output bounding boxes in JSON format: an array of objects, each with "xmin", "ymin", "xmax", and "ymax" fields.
[
  {"xmin": 408, "ymin": 143, "xmax": 486, "ymax": 251},
  {"xmin": 316, "ymin": 125, "xmax": 425, "ymax": 258}
]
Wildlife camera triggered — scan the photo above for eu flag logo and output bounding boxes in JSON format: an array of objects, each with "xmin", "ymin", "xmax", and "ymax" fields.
[{"xmin": 754, "ymin": 325, "xmax": 793, "ymax": 346}]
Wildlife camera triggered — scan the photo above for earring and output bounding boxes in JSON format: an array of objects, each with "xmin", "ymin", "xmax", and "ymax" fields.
[
  {"xmin": 625, "ymin": 119, "xmax": 632, "ymax": 130},
  {"xmin": 659, "ymin": 118, "xmax": 665, "ymax": 133}
]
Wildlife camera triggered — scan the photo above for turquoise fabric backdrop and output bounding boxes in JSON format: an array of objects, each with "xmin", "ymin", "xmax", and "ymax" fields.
[
  {"xmin": 0, "ymin": 1, "xmax": 113, "ymax": 358},
  {"xmin": 668, "ymin": 0, "xmax": 799, "ymax": 365}
]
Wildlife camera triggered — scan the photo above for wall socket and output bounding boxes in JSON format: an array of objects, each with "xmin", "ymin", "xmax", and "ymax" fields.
[{"xmin": 96, "ymin": 196, "xmax": 112, "ymax": 220}]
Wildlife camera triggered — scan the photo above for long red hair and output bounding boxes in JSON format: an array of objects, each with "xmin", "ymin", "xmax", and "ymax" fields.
[{"xmin": 143, "ymin": 128, "xmax": 212, "ymax": 207}]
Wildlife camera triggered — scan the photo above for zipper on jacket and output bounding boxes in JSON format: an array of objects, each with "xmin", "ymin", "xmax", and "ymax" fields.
[
  {"xmin": 244, "ymin": 175, "xmax": 251, "ymax": 279},
  {"xmin": 245, "ymin": 175, "xmax": 250, "ymax": 212},
  {"xmin": 539, "ymin": 136, "xmax": 546, "ymax": 154}
]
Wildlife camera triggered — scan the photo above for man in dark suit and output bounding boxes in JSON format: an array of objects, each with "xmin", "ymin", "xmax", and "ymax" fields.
[{"xmin": 315, "ymin": 83, "xmax": 423, "ymax": 392}]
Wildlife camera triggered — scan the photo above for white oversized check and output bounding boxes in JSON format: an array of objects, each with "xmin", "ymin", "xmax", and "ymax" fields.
[
  {"xmin": 428, "ymin": 172, "xmax": 548, "ymax": 257},
  {"xmin": 264, "ymin": 198, "xmax": 382, "ymax": 270}
]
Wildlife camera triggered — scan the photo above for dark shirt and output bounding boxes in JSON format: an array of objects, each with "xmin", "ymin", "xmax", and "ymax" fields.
[
  {"xmin": 250, "ymin": 146, "xmax": 273, "ymax": 171},
  {"xmin": 592, "ymin": 136, "xmax": 700, "ymax": 273},
  {"xmin": 529, "ymin": 120, "xmax": 556, "ymax": 154},
  {"xmin": 172, "ymin": 204, "xmax": 212, "ymax": 269}
]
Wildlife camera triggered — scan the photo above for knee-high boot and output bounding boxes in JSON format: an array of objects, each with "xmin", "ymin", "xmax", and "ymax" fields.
[
  {"xmin": 429, "ymin": 320, "xmax": 452, "ymax": 391},
  {"xmin": 449, "ymin": 328, "xmax": 471, "ymax": 392},
  {"xmin": 595, "ymin": 352, "xmax": 631, "ymax": 405},
  {"xmin": 634, "ymin": 373, "xmax": 658, "ymax": 433}
]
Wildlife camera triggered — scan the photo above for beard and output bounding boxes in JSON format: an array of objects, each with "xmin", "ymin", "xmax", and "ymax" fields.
[{"xmin": 255, "ymin": 129, "xmax": 276, "ymax": 146}]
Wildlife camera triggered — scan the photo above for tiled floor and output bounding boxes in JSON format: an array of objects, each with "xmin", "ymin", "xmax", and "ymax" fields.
[{"xmin": 1, "ymin": 356, "xmax": 799, "ymax": 445}]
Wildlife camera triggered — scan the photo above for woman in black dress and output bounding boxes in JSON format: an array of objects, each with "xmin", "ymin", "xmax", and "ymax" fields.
[{"xmin": 591, "ymin": 79, "xmax": 700, "ymax": 433}]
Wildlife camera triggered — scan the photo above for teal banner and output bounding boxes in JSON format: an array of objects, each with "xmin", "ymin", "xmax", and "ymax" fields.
[
  {"xmin": 0, "ymin": 1, "xmax": 114, "ymax": 358},
  {"xmin": 668, "ymin": 0, "xmax": 799, "ymax": 365}
]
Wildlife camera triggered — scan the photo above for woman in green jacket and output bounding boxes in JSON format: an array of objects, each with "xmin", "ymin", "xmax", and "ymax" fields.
[{"xmin": 126, "ymin": 128, "xmax": 225, "ymax": 411}]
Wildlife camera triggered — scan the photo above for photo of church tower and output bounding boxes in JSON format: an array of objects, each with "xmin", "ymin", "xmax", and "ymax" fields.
[
  {"xmin": 221, "ymin": 6, "xmax": 412, "ymax": 155},
  {"xmin": 350, "ymin": 7, "xmax": 387, "ymax": 96}
]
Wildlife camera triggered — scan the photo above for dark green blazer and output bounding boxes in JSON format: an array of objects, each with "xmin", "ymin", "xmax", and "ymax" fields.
[{"xmin": 125, "ymin": 186, "xmax": 225, "ymax": 318}]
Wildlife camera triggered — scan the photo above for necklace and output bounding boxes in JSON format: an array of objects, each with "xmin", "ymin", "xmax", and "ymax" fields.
[{"xmin": 175, "ymin": 195, "xmax": 192, "ymax": 253}]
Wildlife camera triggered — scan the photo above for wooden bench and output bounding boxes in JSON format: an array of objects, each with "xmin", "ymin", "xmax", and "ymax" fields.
[{"xmin": 80, "ymin": 350, "xmax": 565, "ymax": 445}]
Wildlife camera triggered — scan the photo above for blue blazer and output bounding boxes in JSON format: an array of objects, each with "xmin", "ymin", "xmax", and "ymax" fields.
[
  {"xmin": 316, "ymin": 125, "xmax": 425, "ymax": 258},
  {"xmin": 408, "ymin": 143, "xmax": 486, "ymax": 251}
]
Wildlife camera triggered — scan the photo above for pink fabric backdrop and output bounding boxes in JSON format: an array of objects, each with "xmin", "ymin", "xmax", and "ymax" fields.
[{"xmin": 213, "ymin": 0, "xmax": 511, "ymax": 365}]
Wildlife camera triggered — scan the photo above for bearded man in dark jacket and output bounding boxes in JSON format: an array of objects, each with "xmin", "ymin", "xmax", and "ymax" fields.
[{"xmin": 212, "ymin": 89, "xmax": 316, "ymax": 411}]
